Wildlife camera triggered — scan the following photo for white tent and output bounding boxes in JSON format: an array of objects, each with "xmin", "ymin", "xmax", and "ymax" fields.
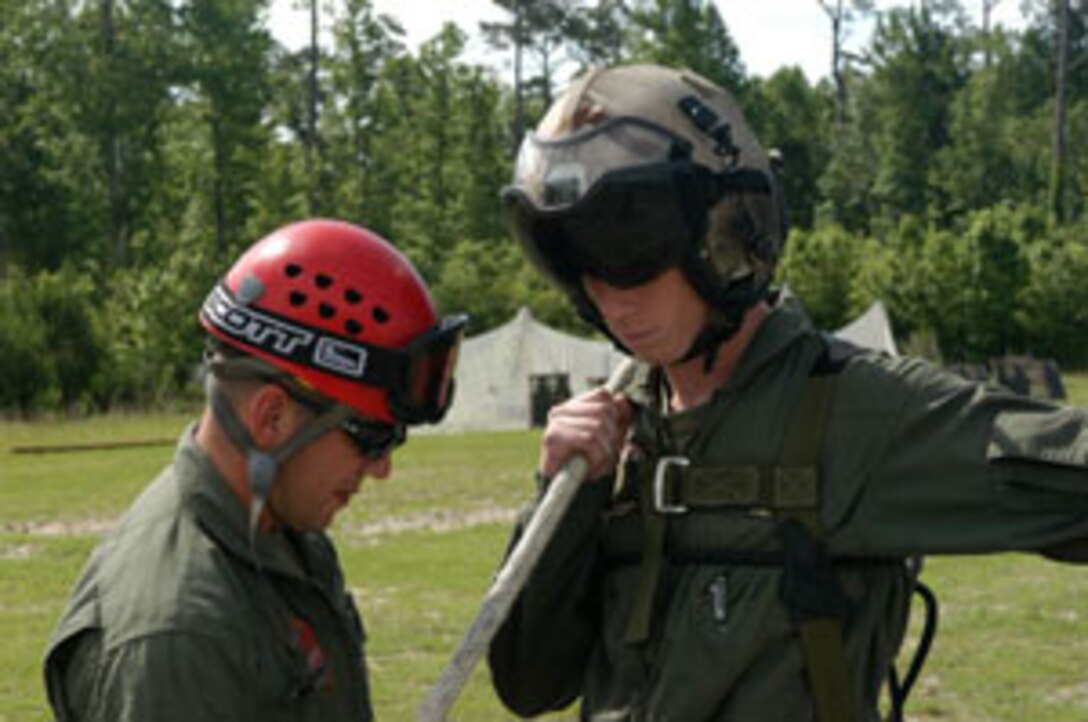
[
  {"xmin": 834, "ymin": 300, "xmax": 899, "ymax": 357},
  {"xmin": 437, "ymin": 307, "xmax": 627, "ymax": 432}
]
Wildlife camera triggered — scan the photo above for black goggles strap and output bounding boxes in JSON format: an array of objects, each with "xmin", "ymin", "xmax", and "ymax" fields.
[
  {"xmin": 203, "ymin": 284, "xmax": 405, "ymax": 387},
  {"xmin": 203, "ymin": 284, "xmax": 464, "ymax": 423},
  {"xmin": 704, "ymin": 166, "xmax": 773, "ymax": 204}
]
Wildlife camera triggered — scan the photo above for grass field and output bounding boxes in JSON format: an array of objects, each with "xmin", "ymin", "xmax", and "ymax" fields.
[{"xmin": 2, "ymin": 378, "xmax": 1088, "ymax": 721}]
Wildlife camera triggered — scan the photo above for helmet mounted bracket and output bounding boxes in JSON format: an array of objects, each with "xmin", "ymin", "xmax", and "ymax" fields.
[{"xmin": 678, "ymin": 95, "xmax": 740, "ymax": 163}]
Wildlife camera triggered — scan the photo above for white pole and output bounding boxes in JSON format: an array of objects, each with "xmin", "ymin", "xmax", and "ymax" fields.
[{"xmin": 418, "ymin": 357, "xmax": 637, "ymax": 721}]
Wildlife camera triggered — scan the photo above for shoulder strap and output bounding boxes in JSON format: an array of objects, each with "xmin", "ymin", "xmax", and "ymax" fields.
[{"xmin": 776, "ymin": 372, "xmax": 857, "ymax": 722}]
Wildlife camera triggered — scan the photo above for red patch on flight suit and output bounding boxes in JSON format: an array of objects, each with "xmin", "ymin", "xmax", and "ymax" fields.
[{"xmin": 288, "ymin": 616, "xmax": 334, "ymax": 693}]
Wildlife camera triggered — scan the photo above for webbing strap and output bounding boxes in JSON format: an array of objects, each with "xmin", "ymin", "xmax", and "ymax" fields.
[
  {"xmin": 800, "ymin": 619, "xmax": 854, "ymax": 722},
  {"xmin": 778, "ymin": 374, "xmax": 856, "ymax": 722},
  {"xmin": 625, "ymin": 477, "xmax": 666, "ymax": 644},
  {"xmin": 778, "ymin": 375, "xmax": 832, "ymax": 533},
  {"xmin": 659, "ymin": 464, "xmax": 819, "ymax": 511}
]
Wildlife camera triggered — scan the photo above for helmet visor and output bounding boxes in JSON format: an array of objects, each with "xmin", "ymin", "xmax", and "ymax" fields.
[
  {"xmin": 505, "ymin": 161, "xmax": 708, "ymax": 289},
  {"xmin": 505, "ymin": 116, "xmax": 707, "ymax": 288}
]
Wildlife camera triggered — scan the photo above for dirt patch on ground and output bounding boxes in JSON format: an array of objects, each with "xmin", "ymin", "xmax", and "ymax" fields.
[
  {"xmin": 344, "ymin": 506, "xmax": 519, "ymax": 541},
  {"xmin": 0, "ymin": 518, "xmax": 115, "ymax": 537},
  {"xmin": 0, "ymin": 542, "xmax": 41, "ymax": 560},
  {"xmin": 1, "ymin": 505, "xmax": 519, "ymax": 542}
]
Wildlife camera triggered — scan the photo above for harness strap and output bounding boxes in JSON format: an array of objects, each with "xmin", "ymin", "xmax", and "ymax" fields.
[
  {"xmin": 627, "ymin": 372, "xmax": 855, "ymax": 722},
  {"xmin": 776, "ymin": 374, "xmax": 856, "ymax": 722},
  {"xmin": 624, "ymin": 478, "xmax": 666, "ymax": 644},
  {"xmin": 656, "ymin": 463, "xmax": 819, "ymax": 511}
]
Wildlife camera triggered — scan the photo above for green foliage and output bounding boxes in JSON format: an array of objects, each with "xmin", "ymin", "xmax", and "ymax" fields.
[
  {"xmin": 627, "ymin": 0, "xmax": 746, "ymax": 94},
  {"xmin": 3, "ymin": 1, "xmax": 1088, "ymax": 414},
  {"xmin": 779, "ymin": 224, "xmax": 864, "ymax": 329},
  {"xmin": 1019, "ymin": 217, "xmax": 1088, "ymax": 365},
  {"xmin": 916, "ymin": 205, "xmax": 1033, "ymax": 361},
  {"xmin": 867, "ymin": 5, "xmax": 967, "ymax": 220},
  {"xmin": 98, "ymin": 239, "xmax": 217, "ymax": 408},
  {"xmin": 746, "ymin": 69, "xmax": 834, "ymax": 230},
  {"xmin": 0, "ymin": 271, "xmax": 53, "ymax": 414},
  {"xmin": 0, "ymin": 266, "xmax": 108, "ymax": 414}
]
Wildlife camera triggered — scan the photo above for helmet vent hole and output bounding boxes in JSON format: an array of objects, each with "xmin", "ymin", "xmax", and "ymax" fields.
[
  {"xmin": 289, "ymin": 291, "xmax": 307, "ymax": 307},
  {"xmin": 285, "ymin": 264, "xmax": 303, "ymax": 278},
  {"xmin": 315, "ymin": 274, "xmax": 333, "ymax": 289},
  {"xmin": 344, "ymin": 289, "xmax": 362, "ymax": 304},
  {"xmin": 345, "ymin": 319, "xmax": 362, "ymax": 335},
  {"xmin": 372, "ymin": 307, "xmax": 390, "ymax": 324},
  {"xmin": 319, "ymin": 303, "xmax": 336, "ymax": 319}
]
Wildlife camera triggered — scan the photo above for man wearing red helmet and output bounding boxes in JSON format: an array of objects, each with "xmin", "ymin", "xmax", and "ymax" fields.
[{"xmin": 44, "ymin": 220, "xmax": 466, "ymax": 721}]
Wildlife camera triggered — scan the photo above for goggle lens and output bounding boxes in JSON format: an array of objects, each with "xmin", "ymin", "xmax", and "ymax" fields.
[
  {"xmin": 391, "ymin": 314, "xmax": 467, "ymax": 424},
  {"xmin": 340, "ymin": 416, "xmax": 406, "ymax": 460}
]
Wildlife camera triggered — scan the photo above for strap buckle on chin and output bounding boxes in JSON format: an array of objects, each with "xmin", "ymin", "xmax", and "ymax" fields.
[{"xmin": 652, "ymin": 455, "xmax": 690, "ymax": 515}]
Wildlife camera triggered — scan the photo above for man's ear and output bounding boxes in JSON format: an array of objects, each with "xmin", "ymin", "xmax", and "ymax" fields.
[{"xmin": 247, "ymin": 383, "xmax": 293, "ymax": 449}]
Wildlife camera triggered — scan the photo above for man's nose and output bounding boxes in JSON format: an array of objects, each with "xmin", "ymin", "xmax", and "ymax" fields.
[{"xmin": 364, "ymin": 452, "xmax": 393, "ymax": 480}]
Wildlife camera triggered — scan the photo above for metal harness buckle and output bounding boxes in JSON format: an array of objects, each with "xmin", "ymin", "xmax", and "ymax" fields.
[{"xmin": 652, "ymin": 456, "xmax": 691, "ymax": 515}]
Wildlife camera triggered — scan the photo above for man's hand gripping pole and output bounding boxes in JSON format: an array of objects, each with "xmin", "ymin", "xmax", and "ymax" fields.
[{"xmin": 418, "ymin": 357, "xmax": 637, "ymax": 721}]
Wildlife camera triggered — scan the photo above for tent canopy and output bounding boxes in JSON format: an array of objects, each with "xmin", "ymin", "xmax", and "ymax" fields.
[
  {"xmin": 438, "ymin": 307, "xmax": 625, "ymax": 432},
  {"xmin": 833, "ymin": 300, "xmax": 898, "ymax": 357}
]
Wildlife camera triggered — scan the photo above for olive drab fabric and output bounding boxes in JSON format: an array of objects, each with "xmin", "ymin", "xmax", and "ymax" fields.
[
  {"xmin": 44, "ymin": 429, "xmax": 372, "ymax": 722},
  {"xmin": 489, "ymin": 294, "xmax": 1088, "ymax": 722}
]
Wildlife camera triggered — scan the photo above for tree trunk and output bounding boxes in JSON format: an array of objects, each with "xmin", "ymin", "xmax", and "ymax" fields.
[
  {"xmin": 307, "ymin": 0, "xmax": 321, "ymax": 214},
  {"xmin": 819, "ymin": 0, "xmax": 847, "ymax": 126},
  {"xmin": 514, "ymin": 0, "xmax": 525, "ymax": 147},
  {"xmin": 213, "ymin": 117, "xmax": 227, "ymax": 254},
  {"xmin": 1049, "ymin": 0, "xmax": 1069, "ymax": 224},
  {"xmin": 101, "ymin": 0, "xmax": 127, "ymax": 266},
  {"xmin": 981, "ymin": 0, "xmax": 1001, "ymax": 68}
]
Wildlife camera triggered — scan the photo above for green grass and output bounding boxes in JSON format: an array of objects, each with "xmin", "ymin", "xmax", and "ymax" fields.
[
  {"xmin": 1062, "ymin": 370, "xmax": 1088, "ymax": 406},
  {"xmin": 2, "ymin": 408, "xmax": 1088, "ymax": 721}
]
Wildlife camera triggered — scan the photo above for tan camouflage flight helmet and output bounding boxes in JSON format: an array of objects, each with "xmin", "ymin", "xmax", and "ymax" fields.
[{"xmin": 504, "ymin": 64, "xmax": 787, "ymax": 351}]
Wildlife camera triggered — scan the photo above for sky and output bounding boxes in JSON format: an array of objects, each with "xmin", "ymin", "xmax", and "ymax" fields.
[{"xmin": 269, "ymin": 0, "xmax": 1029, "ymax": 85}]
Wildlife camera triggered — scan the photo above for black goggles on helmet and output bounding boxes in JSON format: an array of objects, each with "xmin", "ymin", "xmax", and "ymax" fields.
[
  {"xmin": 202, "ymin": 284, "xmax": 467, "ymax": 425},
  {"xmin": 392, "ymin": 313, "xmax": 467, "ymax": 424},
  {"xmin": 503, "ymin": 116, "xmax": 772, "ymax": 289}
]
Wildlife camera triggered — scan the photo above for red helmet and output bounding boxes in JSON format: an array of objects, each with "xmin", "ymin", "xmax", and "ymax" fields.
[{"xmin": 200, "ymin": 219, "xmax": 466, "ymax": 425}]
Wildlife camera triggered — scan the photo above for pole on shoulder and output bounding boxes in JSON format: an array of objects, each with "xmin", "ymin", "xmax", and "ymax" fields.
[{"xmin": 418, "ymin": 357, "xmax": 637, "ymax": 721}]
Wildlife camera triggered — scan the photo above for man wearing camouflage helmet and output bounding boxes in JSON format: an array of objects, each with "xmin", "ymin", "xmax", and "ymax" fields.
[
  {"xmin": 44, "ymin": 220, "xmax": 466, "ymax": 721},
  {"xmin": 487, "ymin": 64, "xmax": 1088, "ymax": 721}
]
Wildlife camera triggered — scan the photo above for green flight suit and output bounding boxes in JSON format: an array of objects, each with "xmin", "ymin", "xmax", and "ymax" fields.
[
  {"xmin": 44, "ymin": 427, "xmax": 372, "ymax": 722},
  {"xmin": 489, "ymin": 296, "xmax": 1088, "ymax": 722}
]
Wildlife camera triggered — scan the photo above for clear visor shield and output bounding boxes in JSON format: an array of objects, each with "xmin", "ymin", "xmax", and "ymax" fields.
[{"xmin": 513, "ymin": 116, "xmax": 694, "ymax": 210}]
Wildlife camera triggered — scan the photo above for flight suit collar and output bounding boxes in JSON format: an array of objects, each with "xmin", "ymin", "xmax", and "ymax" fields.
[
  {"xmin": 723, "ymin": 293, "xmax": 816, "ymax": 395},
  {"xmin": 174, "ymin": 425, "xmax": 309, "ymax": 580}
]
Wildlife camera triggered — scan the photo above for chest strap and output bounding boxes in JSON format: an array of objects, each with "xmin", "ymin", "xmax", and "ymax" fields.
[{"xmin": 652, "ymin": 460, "xmax": 819, "ymax": 514}]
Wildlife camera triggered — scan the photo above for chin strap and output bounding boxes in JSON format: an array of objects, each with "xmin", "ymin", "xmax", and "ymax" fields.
[
  {"xmin": 674, "ymin": 265, "xmax": 774, "ymax": 372},
  {"xmin": 205, "ymin": 374, "xmax": 355, "ymax": 557}
]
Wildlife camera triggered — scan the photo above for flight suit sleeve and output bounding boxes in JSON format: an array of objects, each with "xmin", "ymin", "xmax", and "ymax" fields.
[
  {"xmin": 64, "ymin": 632, "xmax": 251, "ymax": 722},
  {"xmin": 826, "ymin": 354, "xmax": 1088, "ymax": 559},
  {"xmin": 488, "ymin": 473, "xmax": 612, "ymax": 717}
]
